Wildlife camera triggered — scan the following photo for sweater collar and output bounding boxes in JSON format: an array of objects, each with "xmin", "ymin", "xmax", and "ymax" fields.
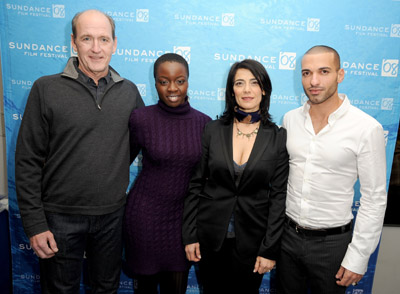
[
  {"xmin": 61, "ymin": 57, "xmax": 123, "ymax": 83},
  {"xmin": 157, "ymin": 97, "xmax": 191, "ymax": 116}
]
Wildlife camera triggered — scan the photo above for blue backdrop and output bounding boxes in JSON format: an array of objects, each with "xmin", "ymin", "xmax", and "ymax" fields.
[{"xmin": 1, "ymin": 1, "xmax": 400, "ymax": 293}]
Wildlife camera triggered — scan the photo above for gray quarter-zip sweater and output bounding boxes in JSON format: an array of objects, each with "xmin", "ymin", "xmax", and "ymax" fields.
[{"xmin": 15, "ymin": 57, "xmax": 144, "ymax": 238}]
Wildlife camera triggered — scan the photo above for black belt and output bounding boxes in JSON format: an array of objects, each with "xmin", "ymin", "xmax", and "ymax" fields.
[{"xmin": 286, "ymin": 217, "xmax": 351, "ymax": 237}]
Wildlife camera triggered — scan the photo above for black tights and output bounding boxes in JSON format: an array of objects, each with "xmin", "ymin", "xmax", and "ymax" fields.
[{"xmin": 134, "ymin": 270, "xmax": 189, "ymax": 294}]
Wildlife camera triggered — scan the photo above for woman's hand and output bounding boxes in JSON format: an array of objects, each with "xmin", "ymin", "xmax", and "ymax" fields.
[
  {"xmin": 185, "ymin": 242, "xmax": 201, "ymax": 262},
  {"xmin": 253, "ymin": 256, "xmax": 276, "ymax": 274}
]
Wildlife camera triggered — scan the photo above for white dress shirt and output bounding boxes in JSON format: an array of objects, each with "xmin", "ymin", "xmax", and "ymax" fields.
[{"xmin": 283, "ymin": 94, "xmax": 387, "ymax": 274}]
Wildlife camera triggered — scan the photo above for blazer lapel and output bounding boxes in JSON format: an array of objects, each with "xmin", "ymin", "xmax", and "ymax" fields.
[
  {"xmin": 220, "ymin": 122, "xmax": 235, "ymax": 181},
  {"xmin": 238, "ymin": 125, "xmax": 273, "ymax": 188}
]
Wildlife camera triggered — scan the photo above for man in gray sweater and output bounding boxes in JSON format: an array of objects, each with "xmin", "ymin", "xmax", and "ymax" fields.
[{"xmin": 15, "ymin": 9, "xmax": 144, "ymax": 293}]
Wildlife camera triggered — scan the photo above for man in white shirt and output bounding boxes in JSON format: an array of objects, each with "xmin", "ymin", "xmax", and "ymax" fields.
[{"xmin": 278, "ymin": 45, "xmax": 387, "ymax": 294}]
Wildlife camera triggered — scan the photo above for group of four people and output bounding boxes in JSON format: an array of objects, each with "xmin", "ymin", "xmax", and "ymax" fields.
[{"xmin": 15, "ymin": 9, "xmax": 387, "ymax": 294}]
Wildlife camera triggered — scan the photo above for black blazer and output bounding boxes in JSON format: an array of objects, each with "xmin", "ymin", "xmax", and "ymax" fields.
[{"xmin": 182, "ymin": 119, "xmax": 289, "ymax": 264}]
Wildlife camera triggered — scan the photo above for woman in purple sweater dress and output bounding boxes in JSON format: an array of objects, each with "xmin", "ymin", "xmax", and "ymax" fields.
[{"xmin": 124, "ymin": 53, "xmax": 211, "ymax": 294}]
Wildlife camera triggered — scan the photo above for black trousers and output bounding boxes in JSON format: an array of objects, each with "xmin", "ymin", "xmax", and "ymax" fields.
[
  {"xmin": 39, "ymin": 207, "xmax": 124, "ymax": 294},
  {"xmin": 199, "ymin": 238, "xmax": 264, "ymax": 294},
  {"xmin": 277, "ymin": 221, "xmax": 352, "ymax": 294}
]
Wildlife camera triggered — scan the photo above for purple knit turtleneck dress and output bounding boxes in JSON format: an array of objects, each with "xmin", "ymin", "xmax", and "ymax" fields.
[{"xmin": 124, "ymin": 99, "xmax": 211, "ymax": 275}]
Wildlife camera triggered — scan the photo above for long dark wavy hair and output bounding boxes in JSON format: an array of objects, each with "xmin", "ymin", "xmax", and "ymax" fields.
[{"xmin": 220, "ymin": 59, "xmax": 273, "ymax": 126}]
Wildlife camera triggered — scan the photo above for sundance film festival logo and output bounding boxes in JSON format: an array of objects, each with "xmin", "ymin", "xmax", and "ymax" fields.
[
  {"xmin": 20, "ymin": 274, "xmax": 41, "ymax": 281},
  {"xmin": 137, "ymin": 84, "xmax": 146, "ymax": 97},
  {"xmin": 342, "ymin": 60, "xmax": 380, "ymax": 77},
  {"xmin": 260, "ymin": 17, "xmax": 319, "ymax": 32},
  {"xmin": 106, "ymin": 9, "xmax": 149, "ymax": 22},
  {"xmin": 381, "ymin": 59, "xmax": 399, "ymax": 77},
  {"xmin": 11, "ymin": 79, "xmax": 33, "ymax": 90},
  {"xmin": 213, "ymin": 52, "xmax": 277, "ymax": 69},
  {"xmin": 344, "ymin": 24, "xmax": 391, "ymax": 38},
  {"xmin": 271, "ymin": 94, "xmax": 302, "ymax": 106},
  {"xmin": 174, "ymin": 46, "xmax": 191, "ymax": 64},
  {"xmin": 52, "ymin": 4, "xmax": 65, "ymax": 18},
  {"xmin": 279, "ymin": 52, "xmax": 296, "ymax": 70},
  {"xmin": 390, "ymin": 24, "xmax": 400, "ymax": 37},
  {"xmin": 116, "ymin": 48, "xmax": 166, "ymax": 63},
  {"xmin": 136, "ymin": 9, "xmax": 149, "ymax": 22},
  {"xmin": 222, "ymin": 13, "xmax": 235, "ymax": 26},
  {"xmin": 6, "ymin": 3, "xmax": 64, "ymax": 18},
  {"xmin": 116, "ymin": 46, "xmax": 186, "ymax": 63},
  {"xmin": 189, "ymin": 89, "xmax": 217, "ymax": 101},
  {"xmin": 381, "ymin": 98, "xmax": 394, "ymax": 110},
  {"xmin": 217, "ymin": 88, "xmax": 226, "ymax": 101},
  {"xmin": 351, "ymin": 98, "xmax": 381, "ymax": 110},
  {"xmin": 307, "ymin": 18, "xmax": 320, "ymax": 31},
  {"xmin": 9, "ymin": 41, "xmax": 68, "ymax": 58},
  {"xmin": 174, "ymin": 13, "xmax": 234, "ymax": 27}
]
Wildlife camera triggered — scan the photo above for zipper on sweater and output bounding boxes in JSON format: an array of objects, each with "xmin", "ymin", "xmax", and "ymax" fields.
[
  {"xmin": 72, "ymin": 78, "xmax": 104, "ymax": 111},
  {"xmin": 70, "ymin": 73, "xmax": 119, "ymax": 111},
  {"xmin": 95, "ymin": 81, "xmax": 118, "ymax": 111}
]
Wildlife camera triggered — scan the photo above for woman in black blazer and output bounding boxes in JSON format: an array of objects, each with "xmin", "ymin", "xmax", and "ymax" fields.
[{"xmin": 182, "ymin": 59, "xmax": 289, "ymax": 294}]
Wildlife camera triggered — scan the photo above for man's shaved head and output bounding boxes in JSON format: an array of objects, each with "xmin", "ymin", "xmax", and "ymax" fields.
[{"xmin": 304, "ymin": 45, "xmax": 341, "ymax": 70}]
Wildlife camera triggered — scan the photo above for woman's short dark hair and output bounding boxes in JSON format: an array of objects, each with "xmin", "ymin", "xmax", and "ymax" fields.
[
  {"xmin": 220, "ymin": 59, "xmax": 272, "ymax": 126},
  {"xmin": 153, "ymin": 53, "xmax": 189, "ymax": 79}
]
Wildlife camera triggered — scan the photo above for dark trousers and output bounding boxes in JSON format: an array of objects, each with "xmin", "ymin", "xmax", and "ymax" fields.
[
  {"xmin": 39, "ymin": 206, "xmax": 124, "ymax": 294},
  {"xmin": 277, "ymin": 221, "xmax": 352, "ymax": 294},
  {"xmin": 199, "ymin": 238, "xmax": 264, "ymax": 294}
]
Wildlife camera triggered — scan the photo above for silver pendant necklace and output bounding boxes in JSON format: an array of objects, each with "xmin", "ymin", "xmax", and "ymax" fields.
[{"xmin": 236, "ymin": 126, "xmax": 259, "ymax": 139}]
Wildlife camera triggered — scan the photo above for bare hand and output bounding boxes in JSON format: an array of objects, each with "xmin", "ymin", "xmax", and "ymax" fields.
[
  {"xmin": 29, "ymin": 230, "xmax": 59, "ymax": 259},
  {"xmin": 185, "ymin": 242, "xmax": 201, "ymax": 262},
  {"xmin": 335, "ymin": 266, "xmax": 363, "ymax": 287},
  {"xmin": 253, "ymin": 256, "xmax": 276, "ymax": 274}
]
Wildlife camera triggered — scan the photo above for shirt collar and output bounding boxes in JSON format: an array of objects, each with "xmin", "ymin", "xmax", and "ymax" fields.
[
  {"xmin": 328, "ymin": 94, "xmax": 350, "ymax": 124},
  {"xmin": 73, "ymin": 59, "xmax": 111, "ymax": 86},
  {"xmin": 301, "ymin": 93, "xmax": 350, "ymax": 125}
]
